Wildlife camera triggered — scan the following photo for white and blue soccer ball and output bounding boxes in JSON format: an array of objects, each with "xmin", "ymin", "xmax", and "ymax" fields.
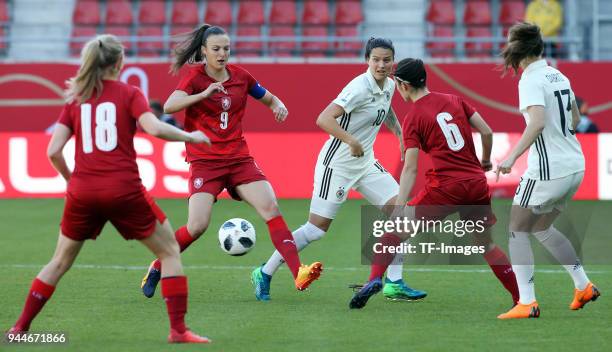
[{"xmin": 218, "ymin": 218, "xmax": 256, "ymax": 256}]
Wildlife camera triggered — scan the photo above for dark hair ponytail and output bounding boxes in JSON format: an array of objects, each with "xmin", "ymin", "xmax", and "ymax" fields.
[
  {"xmin": 170, "ymin": 24, "xmax": 227, "ymax": 74},
  {"xmin": 500, "ymin": 22, "xmax": 544, "ymax": 75},
  {"xmin": 364, "ymin": 37, "xmax": 395, "ymax": 60},
  {"xmin": 394, "ymin": 58, "xmax": 427, "ymax": 89}
]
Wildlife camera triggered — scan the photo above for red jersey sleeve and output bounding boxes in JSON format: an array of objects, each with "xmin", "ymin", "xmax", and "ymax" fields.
[
  {"xmin": 57, "ymin": 104, "xmax": 74, "ymax": 130},
  {"xmin": 461, "ymin": 98, "xmax": 477, "ymax": 119},
  {"xmin": 129, "ymin": 87, "xmax": 151, "ymax": 120},
  {"xmin": 242, "ymin": 68, "xmax": 258, "ymax": 90},
  {"xmin": 176, "ymin": 70, "xmax": 195, "ymax": 94},
  {"xmin": 402, "ymin": 113, "xmax": 422, "ymax": 151}
]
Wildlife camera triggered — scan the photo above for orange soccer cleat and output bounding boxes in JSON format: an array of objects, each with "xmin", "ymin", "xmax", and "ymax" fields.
[
  {"xmin": 497, "ymin": 301, "xmax": 540, "ymax": 320},
  {"xmin": 295, "ymin": 262, "xmax": 323, "ymax": 291},
  {"xmin": 570, "ymin": 282, "xmax": 601, "ymax": 310},
  {"xmin": 168, "ymin": 329, "xmax": 211, "ymax": 344}
]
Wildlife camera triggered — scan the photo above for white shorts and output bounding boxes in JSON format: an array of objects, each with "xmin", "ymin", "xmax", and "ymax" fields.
[
  {"xmin": 309, "ymin": 160, "xmax": 398, "ymax": 219},
  {"xmin": 513, "ymin": 171, "xmax": 584, "ymax": 214}
]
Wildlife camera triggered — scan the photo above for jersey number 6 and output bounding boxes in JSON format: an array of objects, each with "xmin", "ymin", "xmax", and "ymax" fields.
[
  {"xmin": 436, "ymin": 112, "xmax": 465, "ymax": 151},
  {"xmin": 80, "ymin": 102, "xmax": 118, "ymax": 154}
]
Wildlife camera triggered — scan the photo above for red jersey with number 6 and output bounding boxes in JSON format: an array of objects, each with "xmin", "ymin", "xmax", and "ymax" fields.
[
  {"xmin": 176, "ymin": 64, "xmax": 261, "ymax": 162},
  {"xmin": 402, "ymin": 92, "xmax": 484, "ymax": 186},
  {"xmin": 58, "ymin": 80, "xmax": 151, "ymax": 190}
]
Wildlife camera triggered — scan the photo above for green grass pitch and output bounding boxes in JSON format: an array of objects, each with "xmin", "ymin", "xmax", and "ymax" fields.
[{"xmin": 1, "ymin": 198, "xmax": 611, "ymax": 351}]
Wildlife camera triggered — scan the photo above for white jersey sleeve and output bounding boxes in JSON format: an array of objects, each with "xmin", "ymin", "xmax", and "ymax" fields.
[
  {"xmin": 519, "ymin": 77, "xmax": 546, "ymax": 111},
  {"xmin": 332, "ymin": 81, "xmax": 368, "ymax": 113}
]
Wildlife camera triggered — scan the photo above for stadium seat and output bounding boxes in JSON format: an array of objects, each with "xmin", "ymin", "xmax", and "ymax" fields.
[
  {"xmin": 71, "ymin": 26, "xmax": 98, "ymax": 56},
  {"xmin": 171, "ymin": 0, "xmax": 199, "ymax": 25},
  {"xmin": 204, "ymin": 0, "xmax": 232, "ymax": 26},
  {"xmin": 0, "ymin": 27, "xmax": 7, "ymax": 51},
  {"xmin": 465, "ymin": 26, "xmax": 493, "ymax": 58},
  {"xmin": 268, "ymin": 25, "xmax": 295, "ymax": 57},
  {"xmin": 137, "ymin": 26, "xmax": 164, "ymax": 57},
  {"xmin": 0, "ymin": 0, "xmax": 9, "ymax": 24},
  {"xmin": 302, "ymin": 0, "xmax": 330, "ymax": 25},
  {"xmin": 106, "ymin": 26, "xmax": 132, "ymax": 52},
  {"xmin": 237, "ymin": 1, "xmax": 264, "ymax": 25},
  {"xmin": 105, "ymin": 0, "xmax": 134, "ymax": 26},
  {"xmin": 426, "ymin": 25, "xmax": 455, "ymax": 58},
  {"xmin": 499, "ymin": 0, "xmax": 526, "ymax": 25},
  {"xmin": 335, "ymin": 0, "xmax": 363, "ymax": 26},
  {"xmin": 73, "ymin": 0, "xmax": 101, "ymax": 25},
  {"xmin": 334, "ymin": 25, "xmax": 362, "ymax": 57},
  {"xmin": 138, "ymin": 0, "xmax": 167, "ymax": 25},
  {"xmin": 269, "ymin": 0, "xmax": 297, "ymax": 25},
  {"xmin": 463, "ymin": 0, "xmax": 492, "ymax": 26},
  {"xmin": 302, "ymin": 26, "xmax": 329, "ymax": 57},
  {"xmin": 235, "ymin": 26, "xmax": 263, "ymax": 57},
  {"xmin": 426, "ymin": 0, "xmax": 455, "ymax": 25}
]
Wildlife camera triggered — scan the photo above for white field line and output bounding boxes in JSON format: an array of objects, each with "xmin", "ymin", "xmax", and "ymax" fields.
[{"xmin": 0, "ymin": 263, "xmax": 609, "ymax": 274}]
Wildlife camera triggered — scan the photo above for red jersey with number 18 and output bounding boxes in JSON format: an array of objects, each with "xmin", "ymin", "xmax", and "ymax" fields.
[
  {"xmin": 58, "ymin": 80, "xmax": 151, "ymax": 191},
  {"xmin": 176, "ymin": 64, "xmax": 260, "ymax": 162},
  {"xmin": 402, "ymin": 92, "xmax": 484, "ymax": 186}
]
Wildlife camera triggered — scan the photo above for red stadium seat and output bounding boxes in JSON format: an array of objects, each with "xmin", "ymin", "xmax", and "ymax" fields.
[
  {"xmin": 0, "ymin": 0, "xmax": 9, "ymax": 23},
  {"xmin": 0, "ymin": 27, "xmax": 6, "ymax": 50},
  {"xmin": 138, "ymin": 0, "xmax": 166, "ymax": 25},
  {"xmin": 204, "ymin": 0, "xmax": 232, "ymax": 26},
  {"xmin": 73, "ymin": 0, "xmax": 101, "ymax": 25},
  {"xmin": 426, "ymin": 25, "xmax": 455, "ymax": 58},
  {"xmin": 171, "ymin": 0, "xmax": 199, "ymax": 25},
  {"xmin": 335, "ymin": 0, "xmax": 363, "ymax": 26},
  {"xmin": 426, "ymin": 0, "xmax": 455, "ymax": 25},
  {"xmin": 137, "ymin": 26, "xmax": 164, "ymax": 57},
  {"xmin": 465, "ymin": 26, "xmax": 493, "ymax": 58},
  {"xmin": 235, "ymin": 26, "xmax": 263, "ymax": 57},
  {"xmin": 463, "ymin": 0, "xmax": 492, "ymax": 26},
  {"xmin": 302, "ymin": 0, "xmax": 329, "ymax": 25},
  {"xmin": 269, "ymin": 0, "xmax": 296, "ymax": 25},
  {"xmin": 269, "ymin": 25, "xmax": 295, "ymax": 57},
  {"xmin": 105, "ymin": 0, "xmax": 134, "ymax": 25},
  {"xmin": 106, "ymin": 26, "xmax": 132, "ymax": 52},
  {"xmin": 71, "ymin": 26, "xmax": 98, "ymax": 56},
  {"xmin": 302, "ymin": 26, "xmax": 328, "ymax": 57},
  {"xmin": 237, "ymin": 1, "xmax": 264, "ymax": 25},
  {"xmin": 499, "ymin": 0, "xmax": 526, "ymax": 25},
  {"xmin": 334, "ymin": 26, "xmax": 361, "ymax": 57}
]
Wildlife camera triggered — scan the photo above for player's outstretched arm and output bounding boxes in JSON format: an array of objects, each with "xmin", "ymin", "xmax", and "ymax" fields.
[
  {"xmin": 316, "ymin": 103, "xmax": 364, "ymax": 157},
  {"xmin": 257, "ymin": 91, "xmax": 289, "ymax": 122},
  {"xmin": 47, "ymin": 123, "xmax": 73, "ymax": 182},
  {"xmin": 139, "ymin": 112, "xmax": 211, "ymax": 145},
  {"xmin": 469, "ymin": 112, "xmax": 493, "ymax": 171},
  {"xmin": 396, "ymin": 148, "xmax": 419, "ymax": 206}
]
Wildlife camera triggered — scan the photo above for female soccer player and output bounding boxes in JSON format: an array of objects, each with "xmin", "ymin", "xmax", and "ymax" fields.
[
  {"xmin": 496, "ymin": 22, "xmax": 599, "ymax": 319},
  {"xmin": 140, "ymin": 24, "xmax": 322, "ymax": 298},
  {"xmin": 349, "ymin": 58, "xmax": 519, "ymax": 309},
  {"xmin": 7, "ymin": 35, "xmax": 210, "ymax": 343},
  {"xmin": 251, "ymin": 37, "xmax": 426, "ymax": 302}
]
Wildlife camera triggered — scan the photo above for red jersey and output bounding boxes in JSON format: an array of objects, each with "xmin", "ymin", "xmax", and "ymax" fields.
[
  {"xmin": 58, "ymin": 80, "xmax": 151, "ymax": 190},
  {"xmin": 176, "ymin": 64, "xmax": 262, "ymax": 162},
  {"xmin": 402, "ymin": 92, "xmax": 484, "ymax": 186}
]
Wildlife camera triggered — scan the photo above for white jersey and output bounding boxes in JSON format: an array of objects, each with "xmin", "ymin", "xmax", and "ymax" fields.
[
  {"xmin": 316, "ymin": 70, "xmax": 395, "ymax": 172},
  {"xmin": 518, "ymin": 59, "xmax": 585, "ymax": 180}
]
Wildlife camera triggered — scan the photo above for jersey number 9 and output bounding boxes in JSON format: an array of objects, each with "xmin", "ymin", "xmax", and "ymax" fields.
[
  {"xmin": 80, "ymin": 102, "xmax": 118, "ymax": 154},
  {"xmin": 220, "ymin": 112, "xmax": 229, "ymax": 130},
  {"xmin": 436, "ymin": 112, "xmax": 465, "ymax": 151}
]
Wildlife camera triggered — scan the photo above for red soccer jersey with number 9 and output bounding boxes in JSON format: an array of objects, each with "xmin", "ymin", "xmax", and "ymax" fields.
[
  {"xmin": 58, "ymin": 80, "xmax": 151, "ymax": 190},
  {"xmin": 176, "ymin": 64, "xmax": 259, "ymax": 162}
]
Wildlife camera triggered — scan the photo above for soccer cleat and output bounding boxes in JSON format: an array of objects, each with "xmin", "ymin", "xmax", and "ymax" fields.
[
  {"xmin": 349, "ymin": 278, "xmax": 383, "ymax": 309},
  {"xmin": 168, "ymin": 329, "xmax": 211, "ymax": 344},
  {"xmin": 570, "ymin": 282, "xmax": 600, "ymax": 310},
  {"xmin": 295, "ymin": 262, "xmax": 323, "ymax": 291},
  {"xmin": 141, "ymin": 260, "xmax": 161, "ymax": 298},
  {"xmin": 497, "ymin": 301, "xmax": 540, "ymax": 319},
  {"xmin": 251, "ymin": 266, "xmax": 272, "ymax": 301},
  {"xmin": 383, "ymin": 278, "xmax": 428, "ymax": 301}
]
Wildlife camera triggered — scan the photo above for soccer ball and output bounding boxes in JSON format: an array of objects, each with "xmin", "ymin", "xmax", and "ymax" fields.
[{"xmin": 218, "ymin": 218, "xmax": 256, "ymax": 256}]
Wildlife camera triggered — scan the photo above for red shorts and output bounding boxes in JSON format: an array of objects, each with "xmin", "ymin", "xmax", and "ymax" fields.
[
  {"xmin": 188, "ymin": 157, "xmax": 267, "ymax": 200},
  {"xmin": 408, "ymin": 177, "xmax": 497, "ymax": 227},
  {"xmin": 60, "ymin": 185, "xmax": 167, "ymax": 241}
]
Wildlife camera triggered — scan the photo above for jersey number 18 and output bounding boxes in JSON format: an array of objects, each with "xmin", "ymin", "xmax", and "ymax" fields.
[{"xmin": 80, "ymin": 102, "xmax": 118, "ymax": 153}]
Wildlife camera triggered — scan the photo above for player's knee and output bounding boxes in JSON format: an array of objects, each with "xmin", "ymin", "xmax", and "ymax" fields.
[
  {"xmin": 187, "ymin": 219, "xmax": 209, "ymax": 238},
  {"xmin": 260, "ymin": 201, "xmax": 280, "ymax": 219},
  {"xmin": 303, "ymin": 222, "xmax": 326, "ymax": 242}
]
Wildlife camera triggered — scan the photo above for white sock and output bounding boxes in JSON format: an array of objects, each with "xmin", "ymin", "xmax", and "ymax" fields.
[
  {"xmin": 509, "ymin": 231, "xmax": 536, "ymax": 304},
  {"xmin": 533, "ymin": 226, "xmax": 590, "ymax": 290},
  {"xmin": 386, "ymin": 253, "xmax": 404, "ymax": 282},
  {"xmin": 261, "ymin": 222, "xmax": 325, "ymax": 276}
]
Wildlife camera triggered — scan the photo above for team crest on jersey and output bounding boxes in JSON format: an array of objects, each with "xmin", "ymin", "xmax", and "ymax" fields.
[
  {"xmin": 193, "ymin": 177, "xmax": 204, "ymax": 189},
  {"xmin": 221, "ymin": 96, "xmax": 231, "ymax": 111},
  {"xmin": 336, "ymin": 187, "xmax": 346, "ymax": 200}
]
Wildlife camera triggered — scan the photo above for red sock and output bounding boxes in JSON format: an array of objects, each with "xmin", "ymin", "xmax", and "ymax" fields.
[
  {"xmin": 267, "ymin": 216, "xmax": 301, "ymax": 278},
  {"xmin": 153, "ymin": 226, "xmax": 196, "ymax": 271},
  {"xmin": 369, "ymin": 233, "xmax": 402, "ymax": 281},
  {"xmin": 484, "ymin": 245, "xmax": 520, "ymax": 304},
  {"xmin": 161, "ymin": 276, "xmax": 188, "ymax": 334},
  {"xmin": 14, "ymin": 278, "xmax": 56, "ymax": 331}
]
